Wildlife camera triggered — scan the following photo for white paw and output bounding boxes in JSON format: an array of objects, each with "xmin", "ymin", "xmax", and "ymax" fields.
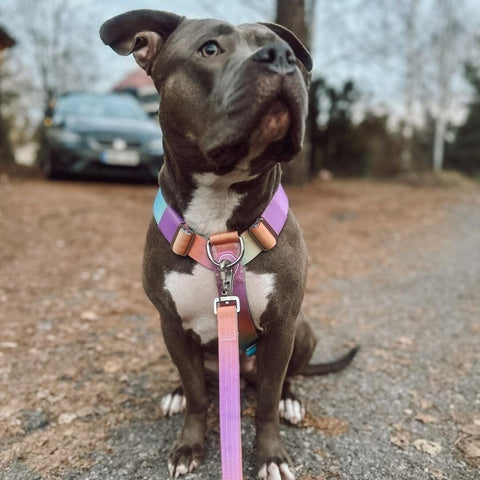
[
  {"xmin": 161, "ymin": 392, "xmax": 186, "ymax": 417},
  {"xmin": 168, "ymin": 459, "xmax": 198, "ymax": 478},
  {"xmin": 258, "ymin": 462, "xmax": 295, "ymax": 480},
  {"xmin": 278, "ymin": 398, "xmax": 305, "ymax": 425}
]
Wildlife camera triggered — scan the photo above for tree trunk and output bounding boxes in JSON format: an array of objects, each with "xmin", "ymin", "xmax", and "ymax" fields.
[
  {"xmin": 433, "ymin": 116, "xmax": 447, "ymax": 172},
  {"xmin": 276, "ymin": 0, "xmax": 314, "ymax": 185}
]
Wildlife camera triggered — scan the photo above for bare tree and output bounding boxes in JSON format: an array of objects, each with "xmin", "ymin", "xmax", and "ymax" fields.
[
  {"xmin": 430, "ymin": 0, "xmax": 465, "ymax": 171},
  {"xmin": 4, "ymin": 0, "xmax": 100, "ymax": 112},
  {"xmin": 380, "ymin": 0, "xmax": 474, "ymax": 171}
]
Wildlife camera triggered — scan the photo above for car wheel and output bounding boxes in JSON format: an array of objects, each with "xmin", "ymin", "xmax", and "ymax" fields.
[{"xmin": 40, "ymin": 149, "xmax": 60, "ymax": 179}]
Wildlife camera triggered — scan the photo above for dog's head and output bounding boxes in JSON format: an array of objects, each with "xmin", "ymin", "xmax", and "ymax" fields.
[{"xmin": 100, "ymin": 10, "xmax": 312, "ymax": 176}]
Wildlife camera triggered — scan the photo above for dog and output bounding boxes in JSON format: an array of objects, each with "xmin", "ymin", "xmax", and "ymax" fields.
[{"xmin": 100, "ymin": 10, "xmax": 357, "ymax": 479}]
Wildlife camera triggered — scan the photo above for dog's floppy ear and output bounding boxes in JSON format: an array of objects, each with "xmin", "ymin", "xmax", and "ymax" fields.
[
  {"xmin": 100, "ymin": 9, "xmax": 184, "ymax": 74},
  {"xmin": 260, "ymin": 22, "xmax": 313, "ymax": 73}
]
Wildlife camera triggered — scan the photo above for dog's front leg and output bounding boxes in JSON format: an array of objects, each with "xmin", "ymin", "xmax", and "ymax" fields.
[
  {"xmin": 255, "ymin": 320, "xmax": 296, "ymax": 480},
  {"xmin": 161, "ymin": 317, "xmax": 207, "ymax": 477}
]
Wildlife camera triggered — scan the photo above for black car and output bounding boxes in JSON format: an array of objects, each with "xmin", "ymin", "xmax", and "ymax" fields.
[{"xmin": 38, "ymin": 92, "xmax": 163, "ymax": 181}]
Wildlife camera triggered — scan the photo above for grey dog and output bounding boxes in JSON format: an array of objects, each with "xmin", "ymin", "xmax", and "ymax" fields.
[{"xmin": 100, "ymin": 9, "xmax": 357, "ymax": 480}]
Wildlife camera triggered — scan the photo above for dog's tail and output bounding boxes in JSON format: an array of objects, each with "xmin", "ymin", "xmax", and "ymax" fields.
[{"xmin": 299, "ymin": 345, "xmax": 359, "ymax": 376}]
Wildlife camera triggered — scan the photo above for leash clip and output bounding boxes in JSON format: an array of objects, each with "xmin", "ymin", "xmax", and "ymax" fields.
[
  {"xmin": 219, "ymin": 260, "xmax": 234, "ymax": 296},
  {"xmin": 206, "ymin": 235, "xmax": 245, "ymax": 269}
]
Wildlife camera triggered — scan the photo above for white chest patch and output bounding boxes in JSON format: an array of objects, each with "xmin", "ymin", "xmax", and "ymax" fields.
[
  {"xmin": 183, "ymin": 171, "xmax": 250, "ymax": 235},
  {"xmin": 164, "ymin": 265, "xmax": 275, "ymax": 344}
]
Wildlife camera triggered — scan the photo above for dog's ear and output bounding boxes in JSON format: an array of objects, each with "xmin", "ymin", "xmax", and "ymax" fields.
[
  {"xmin": 260, "ymin": 22, "xmax": 313, "ymax": 73},
  {"xmin": 100, "ymin": 9, "xmax": 184, "ymax": 74}
]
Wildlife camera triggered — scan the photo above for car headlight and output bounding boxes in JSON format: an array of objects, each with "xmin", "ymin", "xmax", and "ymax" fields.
[
  {"xmin": 147, "ymin": 138, "xmax": 163, "ymax": 155},
  {"xmin": 55, "ymin": 130, "xmax": 82, "ymax": 145}
]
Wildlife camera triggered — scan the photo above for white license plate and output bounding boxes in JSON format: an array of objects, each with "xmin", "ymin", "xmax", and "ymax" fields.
[{"xmin": 101, "ymin": 150, "xmax": 140, "ymax": 166}]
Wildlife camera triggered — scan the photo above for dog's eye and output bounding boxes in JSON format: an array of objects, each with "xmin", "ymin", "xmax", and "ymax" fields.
[{"xmin": 199, "ymin": 41, "xmax": 221, "ymax": 58}]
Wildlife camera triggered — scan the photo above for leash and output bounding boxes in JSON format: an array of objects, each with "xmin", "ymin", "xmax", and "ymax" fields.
[
  {"xmin": 152, "ymin": 184, "xmax": 289, "ymax": 479},
  {"xmin": 208, "ymin": 231, "xmax": 245, "ymax": 480}
]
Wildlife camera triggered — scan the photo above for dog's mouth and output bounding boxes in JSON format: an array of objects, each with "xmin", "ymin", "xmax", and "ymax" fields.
[
  {"xmin": 249, "ymin": 99, "xmax": 291, "ymax": 151},
  {"xmin": 205, "ymin": 97, "xmax": 300, "ymax": 171},
  {"xmin": 202, "ymin": 77, "xmax": 307, "ymax": 172}
]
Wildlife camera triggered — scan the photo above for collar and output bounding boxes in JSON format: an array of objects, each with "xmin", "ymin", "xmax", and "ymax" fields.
[{"xmin": 153, "ymin": 184, "xmax": 289, "ymax": 270}]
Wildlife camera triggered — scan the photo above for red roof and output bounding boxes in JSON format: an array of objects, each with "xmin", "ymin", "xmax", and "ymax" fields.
[
  {"xmin": 0, "ymin": 26, "xmax": 15, "ymax": 50},
  {"xmin": 113, "ymin": 69, "xmax": 154, "ymax": 90}
]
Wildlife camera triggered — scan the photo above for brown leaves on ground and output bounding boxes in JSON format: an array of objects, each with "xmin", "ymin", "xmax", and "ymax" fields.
[
  {"xmin": 414, "ymin": 413, "xmax": 439, "ymax": 424},
  {"xmin": 302, "ymin": 412, "xmax": 349, "ymax": 436},
  {"xmin": 0, "ymin": 176, "xmax": 478, "ymax": 477},
  {"xmin": 243, "ymin": 405, "xmax": 349, "ymax": 436},
  {"xmin": 455, "ymin": 413, "xmax": 480, "ymax": 468},
  {"xmin": 390, "ymin": 429, "xmax": 411, "ymax": 449},
  {"xmin": 413, "ymin": 439, "xmax": 443, "ymax": 456},
  {"xmin": 456, "ymin": 436, "xmax": 480, "ymax": 468}
]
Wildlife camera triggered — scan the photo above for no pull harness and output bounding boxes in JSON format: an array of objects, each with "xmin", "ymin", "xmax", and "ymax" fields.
[
  {"xmin": 153, "ymin": 184, "xmax": 289, "ymax": 354},
  {"xmin": 153, "ymin": 184, "xmax": 289, "ymax": 480}
]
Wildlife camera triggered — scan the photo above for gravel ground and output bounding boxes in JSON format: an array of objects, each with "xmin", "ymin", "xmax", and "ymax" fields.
[{"xmin": 0, "ymin": 174, "xmax": 479, "ymax": 480}]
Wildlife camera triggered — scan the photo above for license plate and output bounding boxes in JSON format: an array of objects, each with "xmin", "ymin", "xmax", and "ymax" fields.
[{"xmin": 101, "ymin": 150, "xmax": 140, "ymax": 166}]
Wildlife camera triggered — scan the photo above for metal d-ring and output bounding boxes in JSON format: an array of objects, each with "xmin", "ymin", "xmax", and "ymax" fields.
[{"xmin": 206, "ymin": 235, "xmax": 245, "ymax": 269}]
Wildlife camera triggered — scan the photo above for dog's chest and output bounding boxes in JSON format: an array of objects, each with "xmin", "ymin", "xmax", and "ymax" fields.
[
  {"xmin": 183, "ymin": 171, "xmax": 249, "ymax": 234},
  {"xmin": 163, "ymin": 172, "xmax": 274, "ymax": 343},
  {"xmin": 164, "ymin": 265, "xmax": 274, "ymax": 344}
]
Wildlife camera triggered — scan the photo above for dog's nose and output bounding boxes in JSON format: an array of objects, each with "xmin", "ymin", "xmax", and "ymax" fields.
[{"xmin": 252, "ymin": 42, "xmax": 296, "ymax": 74}]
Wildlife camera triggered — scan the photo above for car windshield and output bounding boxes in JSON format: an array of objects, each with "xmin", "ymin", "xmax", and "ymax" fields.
[{"xmin": 55, "ymin": 94, "xmax": 148, "ymax": 120}]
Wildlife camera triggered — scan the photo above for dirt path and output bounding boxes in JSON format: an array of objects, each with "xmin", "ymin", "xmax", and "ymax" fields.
[{"xmin": 0, "ymin": 174, "xmax": 479, "ymax": 479}]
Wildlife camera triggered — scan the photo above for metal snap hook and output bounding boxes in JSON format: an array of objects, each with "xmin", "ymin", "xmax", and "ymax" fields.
[{"xmin": 206, "ymin": 235, "xmax": 245, "ymax": 268}]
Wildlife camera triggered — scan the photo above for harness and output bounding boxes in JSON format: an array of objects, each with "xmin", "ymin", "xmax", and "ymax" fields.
[{"xmin": 153, "ymin": 184, "xmax": 289, "ymax": 479}]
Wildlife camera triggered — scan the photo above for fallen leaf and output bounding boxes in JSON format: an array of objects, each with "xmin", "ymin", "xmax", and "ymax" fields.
[
  {"xmin": 420, "ymin": 398, "xmax": 434, "ymax": 410},
  {"xmin": 390, "ymin": 431, "xmax": 410, "ymax": 449},
  {"xmin": 58, "ymin": 413, "xmax": 77, "ymax": 425},
  {"xmin": 103, "ymin": 360, "xmax": 122, "ymax": 373},
  {"xmin": 414, "ymin": 414, "xmax": 439, "ymax": 424},
  {"xmin": 413, "ymin": 439, "xmax": 442, "ymax": 456},
  {"xmin": 372, "ymin": 348, "xmax": 391, "ymax": 359},
  {"xmin": 395, "ymin": 336, "xmax": 414, "ymax": 349},
  {"xmin": 303, "ymin": 413, "xmax": 349, "ymax": 435},
  {"xmin": 243, "ymin": 405, "xmax": 255, "ymax": 417},
  {"xmin": 460, "ymin": 424, "xmax": 480, "ymax": 436},
  {"xmin": 80, "ymin": 311, "xmax": 99, "ymax": 322},
  {"xmin": 429, "ymin": 468, "xmax": 448, "ymax": 479},
  {"xmin": 456, "ymin": 435, "xmax": 480, "ymax": 467},
  {"xmin": 410, "ymin": 390, "xmax": 434, "ymax": 410}
]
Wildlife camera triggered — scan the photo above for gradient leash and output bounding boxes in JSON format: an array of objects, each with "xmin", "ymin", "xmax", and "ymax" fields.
[{"xmin": 208, "ymin": 232, "xmax": 245, "ymax": 480}]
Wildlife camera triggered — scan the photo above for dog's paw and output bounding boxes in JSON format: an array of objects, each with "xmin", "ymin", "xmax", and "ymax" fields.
[
  {"xmin": 258, "ymin": 461, "xmax": 295, "ymax": 480},
  {"xmin": 168, "ymin": 443, "xmax": 203, "ymax": 478},
  {"xmin": 161, "ymin": 387, "xmax": 186, "ymax": 417},
  {"xmin": 278, "ymin": 398, "xmax": 305, "ymax": 425}
]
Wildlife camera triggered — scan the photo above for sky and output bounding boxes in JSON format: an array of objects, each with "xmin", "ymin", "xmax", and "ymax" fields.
[
  {"xmin": 93, "ymin": 0, "xmax": 405, "ymax": 99},
  {"xmin": 1, "ymin": 0, "xmax": 480, "ymax": 126}
]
